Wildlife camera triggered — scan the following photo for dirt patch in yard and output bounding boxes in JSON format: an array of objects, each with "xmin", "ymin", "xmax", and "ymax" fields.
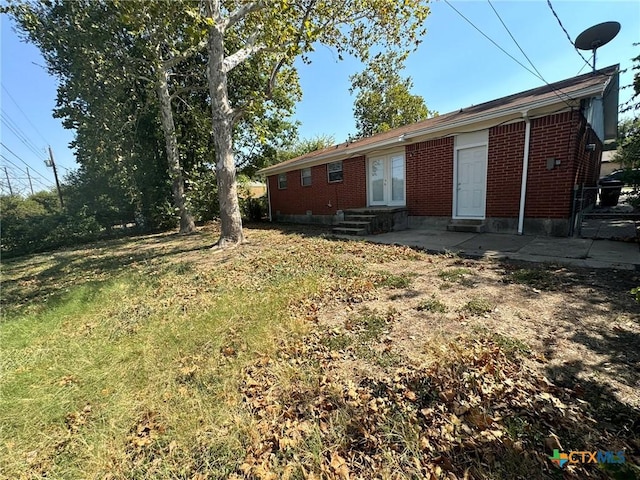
[
  {"xmin": 316, "ymin": 255, "xmax": 640, "ymax": 410},
  {"xmin": 236, "ymin": 236, "xmax": 639, "ymax": 478}
]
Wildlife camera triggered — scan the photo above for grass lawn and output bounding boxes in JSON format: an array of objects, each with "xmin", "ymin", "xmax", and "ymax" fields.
[{"xmin": 1, "ymin": 223, "xmax": 638, "ymax": 479}]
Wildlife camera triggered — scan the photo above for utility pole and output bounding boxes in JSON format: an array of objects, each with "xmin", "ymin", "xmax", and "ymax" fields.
[
  {"xmin": 47, "ymin": 146, "xmax": 64, "ymax": 208},
  {"xmin": 26, "ymin": 166, "xmax": 34, "ymax": 195},
  {"xmin": 4, "ymin": 166, "xmax": 13, "ymax": 195}
]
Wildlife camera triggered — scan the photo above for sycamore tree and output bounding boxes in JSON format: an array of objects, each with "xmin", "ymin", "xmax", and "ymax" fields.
[
  {"xmin": 200, "ymin": 0, "xmax": 430, "ymax": 247},
  {"xmin": 6, "ymin": 0, "xmax": 300, "ymax": 236},
  {"xmin": 7, "ymin": 0, "xmax": 430, "ymax": 247},
  {"xmin": 350, "ymin": 51, "xmax": 432, "ymax": 138},
  {"xmin": 7, "ymin": 0, "xmax": 220, "ymax": 233}
]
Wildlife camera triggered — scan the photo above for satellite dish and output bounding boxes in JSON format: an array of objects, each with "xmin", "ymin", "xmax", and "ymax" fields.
[{"xmin": 575, "ymin": 21, "xmax": 621, "ymax": 72}]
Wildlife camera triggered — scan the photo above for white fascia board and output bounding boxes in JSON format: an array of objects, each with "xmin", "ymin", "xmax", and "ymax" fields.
[
  {"xmin": 259, "ymin": 84, "xmax": 605, "ymax": 176},
  {"xmin": 404, "ymin": 85, "xmax": 603, "ymax": 142}
]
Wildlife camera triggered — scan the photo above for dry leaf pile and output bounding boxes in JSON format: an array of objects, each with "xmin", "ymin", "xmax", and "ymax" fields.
[{"xmin": 238, "ymin": 330, "xmax": 638, "ymax": 479}]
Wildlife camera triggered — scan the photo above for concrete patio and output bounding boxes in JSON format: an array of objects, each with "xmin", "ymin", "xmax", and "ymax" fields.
[{"xmin": 338, "ymin": 228, "xmax": 640, "ymax": 270}]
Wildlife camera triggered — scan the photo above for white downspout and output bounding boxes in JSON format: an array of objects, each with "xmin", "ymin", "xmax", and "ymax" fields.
[
  {"xmin": 518, "ymin": 112, "xmax": 531, "ymax": 235},
  {"xmin": 266, "ymin": 178, "xmax": 273, "ymax": 222}
]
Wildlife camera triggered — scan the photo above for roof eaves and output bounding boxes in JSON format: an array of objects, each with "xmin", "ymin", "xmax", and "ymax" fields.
[
  {"xmin": 259, "ymin": 75, "xmax": 611, "ymax": 176},
  {"xmin": 405, "ymin": 83, "xmax": 606, "ymax": 141}
]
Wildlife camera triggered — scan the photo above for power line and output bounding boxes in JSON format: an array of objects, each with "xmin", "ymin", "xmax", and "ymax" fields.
[
  {"xmin": 1, "ymin": 86, "xmax": 74, "ymax": 174},
  {"xmin": 0, "ymin": 141, "xmax": 52, "ymax": 182},
  {"xmin": 1, "ymin": 83, "xmax": 51, "ymax": 145},
  {"xmin": 0, "ymin": 163, "xmax": 43, "ymax": 195},
  {"xmin": 444, "ymin": 0, "xmax": 576, "ymax": 108},
  {"xmin": 56, "ymin": 163, "xmax": 71, "ymax": 173},
  {"xmin": 487, "ymin": 0, "xmax": 546, "ymax": 81},
  {"xmin": 0, "ymin": 154, "xmax": 32, "ymax": 177},
  {"xmin": 1, "ymin": 112, "xmax": 48, "ymax": 160},
  {"xmin": 546, "ymin": 0, "xmax": 592, "ymax": 68},
  {"xmin": 576, "ymin": 55, "xmax": 594, "ymax": 76},
  {"xmin": 0, "ymin": 154, "xmax": 53, "ymax": 188},
  {"xmin": 0, "ymin": 108, "xmax": 47, "ymax": 154},
  {"xmin": 443, "ymin": 0, "xmax": 544, "ymax": 82}
]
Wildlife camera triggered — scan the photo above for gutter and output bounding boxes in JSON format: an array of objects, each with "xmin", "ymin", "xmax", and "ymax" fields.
[
  {"xmin": 259, "ymin": 83, "xmax": 605, "ymax": 176},
  {"xmin": 518, "ymin": 111, "xmax": 532, "ymax": 235}
]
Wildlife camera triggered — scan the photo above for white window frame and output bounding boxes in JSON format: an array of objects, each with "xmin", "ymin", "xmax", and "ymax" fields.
[
  {"xmin": 301, "ymin": 167, "xmax": 312, "ymax": 186},
  {"xmin": 366, "ymin": 150, "xmax": 406, "ymax": 207},
  {"xmin": 327, "ymin": 161, "xmax": 343, "ymax": 183},
  {"xmin": 278, "ymin": 173, "xmax": 287, "ymax": 189}
]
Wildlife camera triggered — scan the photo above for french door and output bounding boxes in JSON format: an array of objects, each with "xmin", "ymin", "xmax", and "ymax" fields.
[{"xmin": 368, "ymin": 153, "xmax": 405, "ymax": 206}]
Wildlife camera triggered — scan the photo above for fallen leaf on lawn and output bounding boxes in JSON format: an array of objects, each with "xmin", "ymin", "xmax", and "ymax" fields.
[
  {"xmin": 440, "ymin": 389, "xmax": 455, "ymax": 402},
  {"xmin": 330, "ymin": 453, "xmax": 350, "ymax": 479},
  {"xmin": 404, "ymin": 390, "xmax": 417, "ymax": 401},
  {"xmin": 221, "ymin": 346, "xmax": 236, "ymax": 357},
  {"xmin": 168, "ymin": 440, "xmax": 178, "ymax": 454}
]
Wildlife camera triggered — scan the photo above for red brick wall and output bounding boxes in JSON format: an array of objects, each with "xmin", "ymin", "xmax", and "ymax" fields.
[
  {"xmin": 268, "ymin": 156, "xmax": 367, "ymax": 215},
  {"xmin": 268, "ymin": 110, "xmax": 593, "ymax": 222},
  {"xmin": 525, "ymin": 111, "xmax": 581, "ymax": 219},
  {"xmin": 486, "ymin": 122, "xmax": 525, "ymax": 217},
  {"xmin": 405, "ymin": 137, "xmax": 454, "ymax": 216}
]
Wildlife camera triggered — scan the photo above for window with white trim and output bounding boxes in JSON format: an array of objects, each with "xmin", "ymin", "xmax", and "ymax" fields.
[
  {"xmin": 278, "ymin": 173, "xmax": 287, "ymax": 189},
  {"xmin": 327, "ymin": 161, "xmax": 343, "ymax": 183},
  {"xmin": 301, "ymin": 167, "xmax": 312, "ymax": 186}
]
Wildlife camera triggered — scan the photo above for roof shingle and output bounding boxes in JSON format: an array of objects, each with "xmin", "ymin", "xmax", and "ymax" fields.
[{"xmin": 259, "ymin": 65, "xmax": 618, "ymax": 175}]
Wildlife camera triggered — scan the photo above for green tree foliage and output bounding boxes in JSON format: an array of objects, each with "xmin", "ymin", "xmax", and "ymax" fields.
[
  {"xmin": 5, "ymin": 0, "xmax": 299, "ymax": 236},
  {"xmin": 0, "ymin": 191, "xmax": 102, "ymax": 257},
  {"xmin": 350, "ymin": 51, "xmax": 433, "ymax": 138},
  {"xmin": 283, "ymin": 134, "xmax": 336, "ymax": 160},
  {"xmin": 620, "ymin": 46, "xmax": 639, "ymax": 114},
  {"xmin": 614, "ymin": 49, "xmax": 640, "ymax": 206},
  {"xmin": 200, "ymin": 0, "xmax": 431, "ymax": 247},
  {"xmin": 5, "ymin": 0, "xmax": 431, "ymax": 250},
  {"xmin": 63, "ymin": 168, "xmax": 135, "ymax": 230},
  {"xmin": 615, "ymin": 118, "xmax": 640, "ymax": 170},
  {"xmin": 6, "ymin": 0, "xmax": 185, "ymax": 231},
  {"xmin": 622, "ymin": 48, "xmax": 640, "ymax": 297},
  {"xmin": 238, "ymin": 133, "xmax": 335, "ymax": 181}
]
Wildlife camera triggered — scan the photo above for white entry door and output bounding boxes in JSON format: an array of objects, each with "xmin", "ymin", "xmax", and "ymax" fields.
[
  {"xmin": 368, "ymin": 154, "xmax": 405, "ymax": 206},
  {"xmin": 455, "ymin": 145, "xmax": 487, "ymax": 218}
]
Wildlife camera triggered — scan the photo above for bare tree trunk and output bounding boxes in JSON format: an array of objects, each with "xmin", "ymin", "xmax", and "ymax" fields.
[
  {"xmin": 155, "ymin": 64, "xmax": 196, "ymax": 234},
  {"xmin": 207, "ymin": 24, "xmax": 244, "ymax": 247}
]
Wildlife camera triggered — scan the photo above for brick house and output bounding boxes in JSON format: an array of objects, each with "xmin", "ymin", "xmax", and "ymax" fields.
[{"xmin": 259, "ymin": 66, "xmax": 619, "ymax": 236}]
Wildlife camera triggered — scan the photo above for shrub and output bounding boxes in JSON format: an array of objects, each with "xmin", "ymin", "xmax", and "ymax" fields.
[
  {"xmin": 240, "ymin": 196, "xmax": 267, "ymax": 222},
  {"xmin": 1, "ymin": 193, "xmax": 103, "ymax": 258}
]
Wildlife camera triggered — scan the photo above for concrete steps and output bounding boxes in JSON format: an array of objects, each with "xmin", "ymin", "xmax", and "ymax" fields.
[
  {"xmin": 332, "ymin": 208, "xmax": 408, "ymax": 236},
  {"xmin": 338, "ymin": 220, "xmax": 372, "ymax": 229},
  {"xmin": 332, "ymin": 216, "xmax": 374, "ymax": 236},
  {"xmin": 447, "ymin": 219, "xmax": 486, "ymax": 233},
  {"xmin": 332, "ymin": 226, "xmax": 368, "ymax": 236},
  {"xmin": 582, "ymin": 213, "xmax": 640, "ymax": 220},
  {"xmin": 344, "ymin": 214, "xmax": 377, "ymax": 222}
]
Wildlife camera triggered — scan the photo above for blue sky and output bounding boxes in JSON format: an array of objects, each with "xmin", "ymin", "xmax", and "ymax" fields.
[{"xmin": 1, "ymin": 1, "xmax": 639, "ymax": 195}]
